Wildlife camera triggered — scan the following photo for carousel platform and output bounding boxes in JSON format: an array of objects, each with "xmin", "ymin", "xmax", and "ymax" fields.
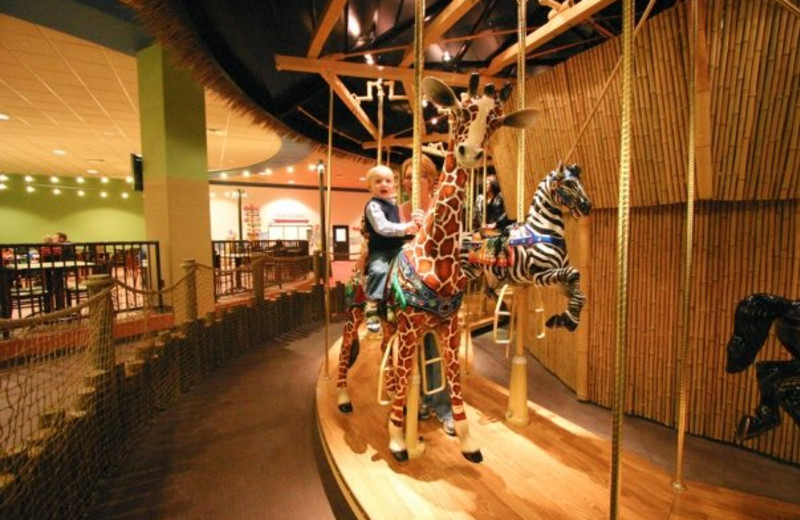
[{"xmin": 316, "ymin": 333, "xmax": 800, "ymax": 520}]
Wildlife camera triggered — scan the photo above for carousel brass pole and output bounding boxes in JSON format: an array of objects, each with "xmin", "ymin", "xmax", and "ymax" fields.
[
  {"xmin": 611, "ymin": 0, "xmax": 634, "ymax": 516},
  {"xmin": 506, "ymin": 0, "xmax": 530, "ymax": 428},
  {"xmin": 673, "ymin": 0, "xmax": 699, "ymax": 492},
  {"xmin": 377, "ymin": 79, "xmax": 385, "ymax": 166},
  {"xmin": 405, "ymin": 0, "xmax": 425, "ymax": 459},
  {"xmin": 322, "ymin": 86, "xmax": 334, "ymax": 378}
]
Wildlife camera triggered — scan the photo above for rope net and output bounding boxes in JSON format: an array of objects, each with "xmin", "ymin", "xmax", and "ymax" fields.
[{"xmin": 0, "ymin": 254, "xmax": 334, "ymax": 519}]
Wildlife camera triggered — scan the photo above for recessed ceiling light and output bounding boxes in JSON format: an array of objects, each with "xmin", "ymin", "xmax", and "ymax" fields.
[
  {"xmin": 76, "ymin": 176, "xmax": 85, "ymax": 184},
  {"xmin": 243, "ymin": 170, "xmax": 251, "ymax": 177},
  {"xmin": 24, "ymin": 176, "xmax": 34, "ymax": 183},
  {"xmin": 265, "ymin": 169, "xmax": 272, "ymax": 175},
  {"xmin": 101, "ymin": 177, "xmax": 109, "ymax": 184},
  {"xmin": 0, "ymin": 174, "xmax": 8, "ymax": 181},
  {"xmin": 100, "ymin": 191, "xmax": 107, "ymax": 198},
  {"xmin": 53, "ymin": 149, "xmax": 66, "ymax": 155},
  {"xmin": 220, "ymin": 172, "xmax": 228, "ymax": 179},
  {"xmin": 50, "ymin": 176, "xmax": 59, "ymax": 183},
  {"xmin": 53, "ymin": 188, "xmax": 61, "ymax": 195},
  {"xmin": 87, "ymin": 169, "xmax": 98, "ymax": 174},
  {"xmin": 365, "ymin": 53, "xmax": 374, "ymax": 65},
  {"xmin": 287, "ymin": 166, "xmax": 294, "ymax": 173},
  {"xmin": 26, "ymin": 186, "xmax": 35, "ymax": 193},
  {"xmin": 121, "ymin": 192, "xmax": 129, "ymax": 199},
  {"xmin": 78, "ymin": 190, "xmax": 85, "ymax": 197},
  {"xmin": 0, "ymin": 113, "xmax": 9, "ymax": 121},
  {"xmin": 0, "ymin": 184, "xmax": 7, "ymax": 190},
  {"xmin": 125, "ymin": 176, "xmax": 133, "ymax": 183}
]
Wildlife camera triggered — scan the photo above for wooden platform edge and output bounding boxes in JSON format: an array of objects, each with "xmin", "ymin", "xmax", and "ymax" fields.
[{"xmin": 315, "ymin": 357, "xmax": 369, "ymax": 520}]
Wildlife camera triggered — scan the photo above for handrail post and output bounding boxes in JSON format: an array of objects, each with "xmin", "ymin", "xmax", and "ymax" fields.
[
  {"xmin": 252, "ymin": 253, "xmax": 265, "ymax": 303},
  {"xmin": 86, "ymin": 274, "xmax": 114, "ymax": 372},
  {"xmin": 181, "ymin": 259, "xmax": 198, "ymax": 323}
]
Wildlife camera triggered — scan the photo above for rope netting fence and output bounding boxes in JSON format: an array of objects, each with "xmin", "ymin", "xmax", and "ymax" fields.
[{"xmin": 0, "ymin": 254, "xmax": 346, "ymax": 519}]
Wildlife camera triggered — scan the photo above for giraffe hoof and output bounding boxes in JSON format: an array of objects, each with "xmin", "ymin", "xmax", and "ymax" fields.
[
  {"xmin": 390, "ymin": 449, "xmax": 409, "ymax": 462},
  {"xmin": 338, "ymin": 402, "xmax": 354, "ymax": 414},
  {"xmin": 462, "ymin": 450, "xmax": 483, "ymax": 464}
]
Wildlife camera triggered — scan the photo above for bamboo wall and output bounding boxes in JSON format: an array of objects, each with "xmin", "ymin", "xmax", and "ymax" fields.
[{"xmin": 490, "ymin": 0, "xmax": 800, "ymax": 464}]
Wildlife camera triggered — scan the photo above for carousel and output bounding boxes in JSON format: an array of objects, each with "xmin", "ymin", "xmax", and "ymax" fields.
[{"xmin": 127, "ymin": 0, "xmax": 800, "ymax": 518}]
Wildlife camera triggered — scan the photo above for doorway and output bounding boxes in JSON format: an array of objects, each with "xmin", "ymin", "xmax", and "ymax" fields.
[{"xmin": 332, "ymin": 225, "xmax": 350, "ymax": 260}]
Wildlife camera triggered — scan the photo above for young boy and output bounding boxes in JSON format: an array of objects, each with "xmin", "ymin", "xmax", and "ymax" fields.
[{"xmin": 363, "ymin": 165, "xmax": 422, "ymax": 333}]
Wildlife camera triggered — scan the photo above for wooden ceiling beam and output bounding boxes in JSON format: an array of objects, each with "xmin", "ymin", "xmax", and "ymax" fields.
[
  {"xmin": 484, "ymin": 0, "xmax": 616, "ymax": 76},
  {"xmin": 363, "ymin": 133, "xmax": 450, "ymax": 149},
  {"xmin": 321, "ymin": 72, "xmax": 378, "ymax": 138},
  {"xmin": 307, "ymin": 0, "xmax": 348, "ymax": 58},
  {"xmin": 276, "ymin": 54, "xmax": 502, "ymax": 88},
  {"xmin": 398, "ymin": 0, "xmax": 483, "ymax": 67}
]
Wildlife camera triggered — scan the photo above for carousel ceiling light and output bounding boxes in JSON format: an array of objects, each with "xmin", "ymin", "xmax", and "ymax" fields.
[
  {"xmin": 125, "ymin": 176, "xmax": 133, "ymax": 183},
  {"xmin": 287, "ymin": 166, "xmax": 294, "ymax": 173},
  {"xmin": 52, "ymin": 149, "xmax": 66, "ymax": 155},
  {"xmin": 243, "ymin": 170, "xmax": 251, "ymax": 177},
  {"xmin": 220, "ymin": 172, "xmax": 229, "ymax": 179},
  {"xmin": 364, "ymin": 53, "xmax": 374, "ymax": 65},
  {"xmin": 0, "ymin": 113, "xmax": 9, "ymax": 121},
  {"xmin": 442, "ymin": 50, "xmax": 452, "ymax": 62},
  {"xmin": 87, "ymin": 169, "xmax": 98, "ymax": 174},
  {"xmin": 265, "ymin": 168, "xmax": 273, "ymax": 175}
]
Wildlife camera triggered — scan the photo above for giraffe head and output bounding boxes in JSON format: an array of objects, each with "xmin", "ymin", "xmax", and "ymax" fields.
[{"xmin": 422, "ymin": 73, "xmax": 539, "ymax": 169}]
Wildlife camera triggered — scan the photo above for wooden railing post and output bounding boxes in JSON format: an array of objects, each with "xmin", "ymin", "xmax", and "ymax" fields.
[
  {"xmin": 181, "ymin": 259, "xmax": 198, "ymax": 323},
  {"xmin": 252, "ymin": 253, "xmax": 265, "ymax": 303},
  {"xmin": 85, "ymin": 274, "xmax": 114, "ymax": 372}
]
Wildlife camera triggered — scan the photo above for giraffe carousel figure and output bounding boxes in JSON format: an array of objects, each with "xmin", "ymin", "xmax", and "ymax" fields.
[{"xmin": 366, "ymin": 74, "xmax": 538, "ymax": 463}]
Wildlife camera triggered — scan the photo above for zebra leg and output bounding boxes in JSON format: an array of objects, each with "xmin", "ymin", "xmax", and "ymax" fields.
[
  {"xmin": 336, "ymin": 306, "xmax": 364, "ymax": 413},
  {"xmin": 437, "ymin": 317, "xmax": 482, "ymax": 463},
  {"xmin": 539, "ymin": 267, "xmax": 585, "ymax": 332}
]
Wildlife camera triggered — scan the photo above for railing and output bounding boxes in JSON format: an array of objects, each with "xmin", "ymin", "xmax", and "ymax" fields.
[
  {"xmin": 211, "ymin": 241, "xmax": 311, "ymax": 298},
  {"xmin": 0, "ymin": 241, "xmax": 162, "ymax": 320},
  {"xmin": 0, "ymin": 255, "xmax": 345, "ymax": 519}
]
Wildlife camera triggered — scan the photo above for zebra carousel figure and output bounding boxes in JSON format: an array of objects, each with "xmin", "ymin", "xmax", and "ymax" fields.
[
  {"xmin": 726, "ymin": 293, "xmax": 800, "ymax": 441},
  {"xmin": 462, "ymin": 163, "xmax": 592, "ymax": 331}
]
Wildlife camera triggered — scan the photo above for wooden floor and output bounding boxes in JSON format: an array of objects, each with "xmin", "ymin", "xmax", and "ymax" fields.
[{"xmin": 316, "ymin": 334, "xmax": 800, "ymax": 520}]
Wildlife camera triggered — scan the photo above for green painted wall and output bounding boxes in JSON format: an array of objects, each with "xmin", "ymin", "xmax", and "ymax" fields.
[{"xmin": 0, "ymin": 174, "xmax": 145, "ymax": 243}]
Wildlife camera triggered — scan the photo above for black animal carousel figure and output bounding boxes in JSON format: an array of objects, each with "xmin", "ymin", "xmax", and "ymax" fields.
[{"xmin": 726, "ymin": 293, "xmax": 800, "ymax": 441}]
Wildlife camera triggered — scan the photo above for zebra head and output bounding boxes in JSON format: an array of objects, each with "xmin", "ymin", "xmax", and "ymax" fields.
[{"xmin": 550, "ymin": 164, "xmax": 592, "ymax": 219}]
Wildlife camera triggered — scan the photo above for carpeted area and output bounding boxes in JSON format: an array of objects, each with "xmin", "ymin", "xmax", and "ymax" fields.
[{"xmin": 89, "ymin": 324, "xmax": 799, "ymax": 519}]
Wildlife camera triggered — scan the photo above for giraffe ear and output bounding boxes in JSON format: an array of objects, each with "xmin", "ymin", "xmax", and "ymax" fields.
[
  {"xmin": 502, "ymin": 108, "xmax": 539, "ymax": 129},
  {"xmin": 422, "ymin": 77, "xmax": 458, "ymax": 109}
]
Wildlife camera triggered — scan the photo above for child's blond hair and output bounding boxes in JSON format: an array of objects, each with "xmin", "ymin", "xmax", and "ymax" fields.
[{"xmin": 365, "ymin": 164, "xmax": 394, "ymax": 186}]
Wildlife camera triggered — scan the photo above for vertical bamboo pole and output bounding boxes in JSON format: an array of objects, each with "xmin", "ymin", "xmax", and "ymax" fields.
[
  {"xmin": 405, "ymin": 0, "xmax": 426, "ymax": 459},
  {"xmin": 506, "ymin": 0, "xmax": 530, "ymax": 428},
  {"xmin": 610, "ymin": 0, "xmax": 634, "ymax": 516},
  {"xmin": 674, "ymin": 0, "xmax": 698, "ymax": 490}
]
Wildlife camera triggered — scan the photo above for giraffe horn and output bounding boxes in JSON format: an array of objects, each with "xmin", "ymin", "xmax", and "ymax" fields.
[{"xmin": 469, "ymin": 73, "xmax": 479, "ymax": 97}]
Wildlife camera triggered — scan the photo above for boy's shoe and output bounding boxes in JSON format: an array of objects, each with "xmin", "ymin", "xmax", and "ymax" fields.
[
  {"xmin": 366, "ymin": 314, "xmax": 382, "ymax": 334},
  {"xmin": 418, "ymin": 403, "xmax": 431, "ymax": 420},
  {"xmin": 441, "ymin": 417, "xmax": 456, "ymax": 437}
]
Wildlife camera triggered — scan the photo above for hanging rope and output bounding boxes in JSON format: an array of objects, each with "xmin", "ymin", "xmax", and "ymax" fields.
[
  {"xmin": 562, "ymin": 0, "xmax": 658, "ymax": 164},
  {"xmin": 673, "ymin": 0, "xmax": 699, "ymax": 491},
  {"xmin": 610, "ymin": 0, "xmax": 634, "ymax": 516}
]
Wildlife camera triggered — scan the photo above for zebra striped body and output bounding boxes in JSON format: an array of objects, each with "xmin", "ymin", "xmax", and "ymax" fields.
[{"xmin": 461, "ymin": 165, "xmax": 591, "ymax": 331}]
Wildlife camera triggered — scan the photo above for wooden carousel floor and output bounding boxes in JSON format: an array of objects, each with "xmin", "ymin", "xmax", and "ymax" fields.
[{"xmin": 316, "ymin": 334, "xmax": 800, "ymax": 520}]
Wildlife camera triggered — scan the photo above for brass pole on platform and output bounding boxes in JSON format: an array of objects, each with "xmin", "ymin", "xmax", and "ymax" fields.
[
  {"xmin": 405, "ymin": 0, "xmax": 426, "ymax": 459},
  {"xmin": 505, "ymin": 0, "xmax": 530, "ymax": 428},
  {"xmin": 322, "ymin": 87, "xmax": 334, "ymax": 378},
  {"xmin": 610, "ymin": 0, "xmax": 634, "ymax": 517},
  {"xmin": 673, "ymin": 0, "xmax": 699, "ymax": 492}
]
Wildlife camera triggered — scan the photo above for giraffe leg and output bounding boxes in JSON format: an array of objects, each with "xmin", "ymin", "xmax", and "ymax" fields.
[
  {"xmin": 336, "ymin": 306, "xmax": 363, "ymax": 413},
  {"xmin": 382, "ymin": 322, "xmax": 397, "ymax": 398},
  {"xmin": 387, "ymin": 313, "xmax": 419, "ymax": 462},
  {"xmin": 438, "ymin": 317, "xmax": 482, "ymax": 463}
]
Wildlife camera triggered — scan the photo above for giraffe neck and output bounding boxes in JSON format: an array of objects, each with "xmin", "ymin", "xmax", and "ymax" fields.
[
  {"xmin": 526, "ymin": 175, "xmax": 565, "ymax": 238},
  {"xmin": 406, "ymin": 150, "xmax": 466, "ymax": 296}
]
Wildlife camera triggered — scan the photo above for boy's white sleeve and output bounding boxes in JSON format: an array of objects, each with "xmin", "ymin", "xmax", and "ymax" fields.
[{"xmin": 366, "ymin": 201, "xmax": 409, "ymax": 237}]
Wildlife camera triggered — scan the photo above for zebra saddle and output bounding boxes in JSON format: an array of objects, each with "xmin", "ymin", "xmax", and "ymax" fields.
[{"xmin": 467, "ymin": 236, "xmax": 513, "ymax": 267}]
